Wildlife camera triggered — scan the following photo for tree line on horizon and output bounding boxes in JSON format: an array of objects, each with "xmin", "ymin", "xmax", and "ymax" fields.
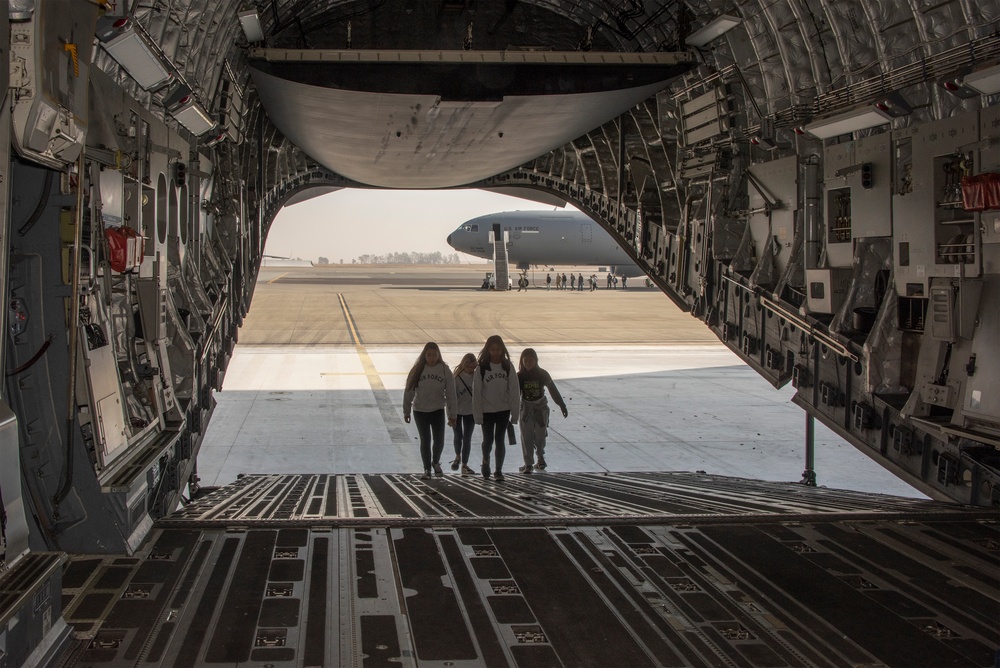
[{"xmin": 315, "ymin": 251, "xmax": 470, "ymax": 265}]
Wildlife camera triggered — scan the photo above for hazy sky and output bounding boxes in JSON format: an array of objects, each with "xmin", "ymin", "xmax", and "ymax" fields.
[{"xmin": 264, "ymin": 189, "xmax": 574, "ymax": 263}]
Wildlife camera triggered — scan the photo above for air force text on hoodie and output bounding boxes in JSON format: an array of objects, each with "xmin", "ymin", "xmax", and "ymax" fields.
[
  {"xmin": 403, "ymin": 363, "xmax": 457, "ymax": 418},
  {"xmin": 472, "ymin": 362, "xmax": 520, "ymax": 424}
]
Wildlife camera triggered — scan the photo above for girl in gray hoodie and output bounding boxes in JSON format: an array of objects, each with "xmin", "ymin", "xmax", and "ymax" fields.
[{"xmin": 403, "ymin": 342, "xmax": 457, "ymax": 479}]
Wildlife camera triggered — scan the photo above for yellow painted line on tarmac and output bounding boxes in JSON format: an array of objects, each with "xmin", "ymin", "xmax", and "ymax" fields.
[
  {"xmin": 338, "ymin": 293, "xmax": 410, "ymax": 444},
  {"xmin": 267, "ymin": 272, "xmax": 289, "ymax": 284},
  {"xmin": 339, "ymin": 293, "xmax": 361, "ymax": 345},
  {"xmin": 320, "ymin": 372, "xmax": 408, "ymax": 376}
]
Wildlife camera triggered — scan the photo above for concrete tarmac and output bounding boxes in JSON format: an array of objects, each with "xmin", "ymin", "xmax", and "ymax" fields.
[{"xmin": 199, "ymin": 264, "xmax": 925, "ymax": 498}]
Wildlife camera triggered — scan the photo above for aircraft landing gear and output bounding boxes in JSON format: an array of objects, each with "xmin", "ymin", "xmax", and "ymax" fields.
[{"xmin": 800, "ymin": 414, "xmax": 817, "ymax": 486}]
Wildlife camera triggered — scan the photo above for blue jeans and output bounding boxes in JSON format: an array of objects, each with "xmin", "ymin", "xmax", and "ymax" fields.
[
  {"xmin": 480, "ymin": 410, "xmax": 511, "ymax": 474},
  {"xmin": 453, "ymin": 414, "xmax": 475, "ymax": 464},
  {"xmin": 413, "ymin": 409, "xmax": 445, "ymax": 471}
]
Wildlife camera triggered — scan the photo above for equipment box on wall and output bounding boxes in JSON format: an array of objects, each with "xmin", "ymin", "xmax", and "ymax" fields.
[{"xmin": 806, "ymin": 268, "xmax": 852, "ymax": 314}]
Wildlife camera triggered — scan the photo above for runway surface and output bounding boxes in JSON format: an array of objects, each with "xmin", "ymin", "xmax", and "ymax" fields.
[{"xmin": 199, "ymin": 264, "xmax": 923, "ymax": 498}]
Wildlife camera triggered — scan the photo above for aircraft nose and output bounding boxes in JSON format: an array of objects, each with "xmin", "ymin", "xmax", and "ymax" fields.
[{"xmin": 447, "ymin": 234, "xmax": 452, "ymax": 247}]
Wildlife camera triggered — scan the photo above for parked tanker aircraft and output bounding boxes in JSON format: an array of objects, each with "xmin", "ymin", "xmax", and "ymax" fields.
[{"xmin": 447, "ymin": 210, "xmax": 644, "ymax": 276}]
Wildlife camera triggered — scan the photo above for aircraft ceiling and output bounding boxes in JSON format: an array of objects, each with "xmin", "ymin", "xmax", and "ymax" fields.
[
  {"xmin": 98, "ymin": 0, "xmax": 999, "ymax": 208},
  {"xmin": 249, "ymin": 53, "xmax": 691, "ymax": 188}
]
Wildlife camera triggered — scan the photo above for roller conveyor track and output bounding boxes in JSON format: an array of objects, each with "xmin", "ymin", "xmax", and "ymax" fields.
[
  {"xmin": 166, "ymin": 471, "xmax": 955, "ymax": 525},
  {"xmin": 53, "ymin": 473, "xmax": 1000, "ymax": 667}
]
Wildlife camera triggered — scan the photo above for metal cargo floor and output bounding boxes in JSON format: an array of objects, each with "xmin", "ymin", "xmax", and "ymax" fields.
[{"xmin": 54, "ymin": 473, "xmax": 999, "ymax": 667}]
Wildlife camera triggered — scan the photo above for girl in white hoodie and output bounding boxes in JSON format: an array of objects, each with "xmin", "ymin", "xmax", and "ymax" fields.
[
  {"xmin": 403, "ymin": 342, "xmax": 456, "ymax": 479},
  {"xmin": 472, "ymin": 335, "xmax": 520, "ymax": 482}
]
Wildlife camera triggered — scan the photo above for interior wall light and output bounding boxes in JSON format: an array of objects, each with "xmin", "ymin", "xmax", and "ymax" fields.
[
  {"xmin": 169, "ymin": 96, "xmax": 216, "ymax": 136},
  {"xmin": 100, "ymin": 18, "xmax": 173, "ymax": 91},
  {"xmin": 803, "ymin": 103, "xmax": 894, "ymax": 140},
  {"xmin": 686, "ymin": 15, "xmax": 742, "ymax": 48},
  {"xmin": 749, "ymin": 117, "xmax": 779, "ymax": 149},
  {"xmin": 9, "ymin": 0, "xmax": 34, "ymax": 20},
  {"xmin": 750, "ymin": 135, "xmax": 777, "ymax": 150},
  {"xmin": 940, "ymin": 74, "xmax": 979, "ymax": 99},
  {"xmin": 873, "ymin": 92, "xmax": 912, "ymax": 118},
  {"xmin": 203, "ymin": 130, "xmax": 228, "ymax": 148},
  {"xmin": 963, "ymin": 62, "xmax": 1000, "ymax": 95},
  {"xmin": 162, "ymin": 83, "xmax": 192, "ymax": 109},
  {"xmin": 238, "ymin": 9, "xmax": 265, "ymax": 43}
]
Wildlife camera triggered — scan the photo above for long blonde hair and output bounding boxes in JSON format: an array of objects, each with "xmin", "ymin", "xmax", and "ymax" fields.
[
  {"xmin": 406, "ymin": 342, "xmax": 445, "ymax": 391},
  {"xmin": 453, "ymin": 352, "xmax": 476, "ymax": 377}
]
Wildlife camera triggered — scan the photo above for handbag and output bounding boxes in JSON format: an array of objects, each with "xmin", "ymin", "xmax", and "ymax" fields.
[{"xmin": 506, "ymin": 422, "xmax": 517, "ymax": 445}]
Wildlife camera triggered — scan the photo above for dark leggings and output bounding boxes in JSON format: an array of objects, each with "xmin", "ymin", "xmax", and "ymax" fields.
[
  {"xmin": 481, "ymin": 410, "xmax": 511, "ymax": 474},
  {"xmin": 453, "ymin": 414, "xmax": 475, "ymax": 463},
  {"xmin": 413, "ymin": 409, "xmax": 445, "ymax": 471}
]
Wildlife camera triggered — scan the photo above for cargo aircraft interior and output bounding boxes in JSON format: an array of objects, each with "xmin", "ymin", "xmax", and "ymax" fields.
[{"xmin": 0, "ymin": 1, "xmax": 998, "ymax": 666}]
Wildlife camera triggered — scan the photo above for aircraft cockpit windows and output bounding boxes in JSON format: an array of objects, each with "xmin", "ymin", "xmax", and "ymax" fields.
[{"xmin": 462, "ymin": 224, "xmax": 479, "ymax": 232}]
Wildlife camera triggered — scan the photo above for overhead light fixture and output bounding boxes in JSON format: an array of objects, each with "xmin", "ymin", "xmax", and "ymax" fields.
[
  {"xmin": 100, "ymin": 18, "xmax": 173, "ymax": 91},
  {"xmin": 203, "ymin": 130, "xmax": 228, "ymax": 148},
  {"xmin": 964, "ymin": 62, "xmax": 1000, "ymax": 95},
  {"xmin": 169, "ymin": 96, "xmax": 216, "ymax": 136},
  {"xmin": 749, "ymin": 117, "xmax": 778, "ymax": 149},
  {"xmin": 750, "ymin": 135, "xmax": 777, "ymax": 150},
  {"xmin": 161, "ymin": 82, "xmax": 192, "ymax": 109},
  {"xmin": 940, "ymin": 75, "xmax": 979, "ymax": 99},
  {"xmin": 686, "ymin": 15, "xmax": 741, "ymax": 48},
  {"xmin": 872, "ymin": 91, "xmax": 912, "ymax": 118},
  {"xmin": 238, "ymin": 9, "xmax": 264, "ymax": 43},
  {"xmin": 803, "ymin": 104, "xmax": 893, "ymax": 140},
  {"xmin": 9, "ymin": 0, "xmax": 33, "ymax": 20}
]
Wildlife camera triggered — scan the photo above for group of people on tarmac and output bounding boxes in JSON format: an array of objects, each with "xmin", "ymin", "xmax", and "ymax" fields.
[
  {"xmin": 606, "ymin": 273, "xmax": 627, "ymax": 289},
  {"xmin": 402, "ymin": 335, "xmax": 568, "ymax": 482},
  {"xmin": 547, "ymin": 272, "xmax": 587, "ymax": 291},
  {"xmin": 544, "ymin": 272, "xmax": 627, "ymax": 291}
]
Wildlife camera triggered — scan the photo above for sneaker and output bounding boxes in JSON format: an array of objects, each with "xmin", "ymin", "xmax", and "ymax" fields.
[
  {"xmin": 494, "ymin": 472, "xmax": 505, "ymax": 483},
  {"xmin": 534, "ymin": 459, "xmax": 547, "ymax": 471},
  {"xmin": 518, "ymin": 465, "xmax": 533, "ymax": 474},
  {"xmin": 482, "ymin": 464, "xmax": 491, "ymax": 480},
  {"xmin": 450, "ymin": 457, "xmax": 460, "ymax": 471},
  {"xmin": 433, "ymin": 462, "xmax": 443, "ymax": 477},
  {"xmin": 420, "ymin": 470, "xmax": 432, "ymax": 480},
  {"xmin": 461, "ymin": 464, "xmax": 475, "ymax": 475}
]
